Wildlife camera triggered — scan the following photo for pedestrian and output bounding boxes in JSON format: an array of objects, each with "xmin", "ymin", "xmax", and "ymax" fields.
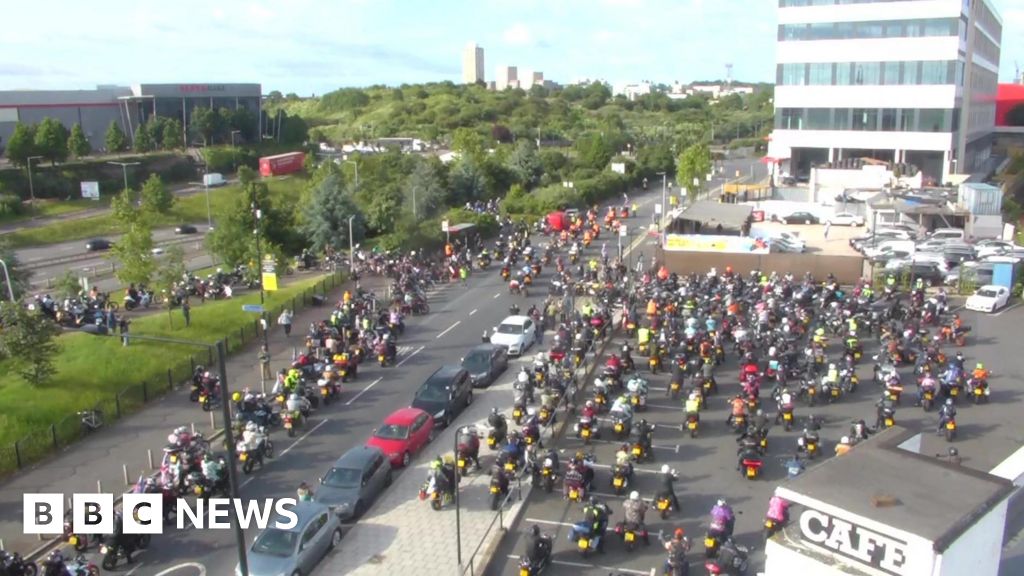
[
  {"xmin": 119, "ymin": 317, "xmax": 130, "ymax": 347},
  {"xmin": 258, "ymin": 345, "xmax": 272, "ymax": 381},
  {"xmin": 278, "ymin": 309, "xmax": 293, "ymax": 336},
  {"xmin": 182, "ymin": 298, "xmax": 191, "ymax": 327},
  {"xmin": 824, "ymin": 221, "xmax": 831, "ymax": 240}
]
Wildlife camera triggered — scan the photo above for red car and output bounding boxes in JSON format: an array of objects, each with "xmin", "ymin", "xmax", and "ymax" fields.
[{"xmin": 365, "ymin": 407, "xmax": 435, "ymax": 468}]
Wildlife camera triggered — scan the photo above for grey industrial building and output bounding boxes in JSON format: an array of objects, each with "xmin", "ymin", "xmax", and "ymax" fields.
[{"xmin": 0, "ymin": 83, "xmax": 261, "ymax": 151}]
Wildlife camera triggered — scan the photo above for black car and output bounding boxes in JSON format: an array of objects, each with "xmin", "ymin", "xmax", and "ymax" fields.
[
  {"xmin": 175, "ymin": 224, "xmax": 198, "ymax": 234},
  {"xmin": 461, "ymin": 344, "xmax": 509, "ymax": 388},
  {"xmin": 783, "ymin": 212, "xmax": 819, "ymax": 225},
  {"xmin": 896, "ymin": 262, "xmax": 945, "ymax": 286},
  {"xmin": 85, "ymin": 238, "xmax": 111, "ymax": 252},
  {"xmin": 411, "ymin": 366, "xmax": 473, "ymax": 428}
]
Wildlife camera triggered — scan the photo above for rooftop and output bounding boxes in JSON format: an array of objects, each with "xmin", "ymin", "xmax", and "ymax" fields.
[
  {"xmin": 778, "ymin": 427, "xmax": 1013, "ymax": 551},
  {"xmin": 669, "ymin": 201, "xmax": 752, "ymax": 231}
]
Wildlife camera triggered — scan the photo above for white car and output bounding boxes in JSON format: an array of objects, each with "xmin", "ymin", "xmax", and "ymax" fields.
[
  {"xmin": 965, "ymin": 284, "xmax": 1010, "ymax": 313},
  {"xmin": 827, "ymin": 212, "xmax": 865, "ymax": 226},
  {"xmin": 489, "ymin": 315, "xmax": 538, "ymax": 356}
]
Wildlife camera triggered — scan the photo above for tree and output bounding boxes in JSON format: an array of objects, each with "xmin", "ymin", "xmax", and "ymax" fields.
[
  {"xmin": 507, "ymin": 139, "xmax": 543, "ymax": 189},
  {"xmin": 449, "ymin": 158, "xmax": 488, "ymax": 204},
  {"xmin": 676, "ymin": 142, "xmax": 712, "ymax": 202},
  {"xmin": 451, "ymin": 127, "xmax": 486, "ymax": 163},
  {"xmin": 104, "ymin": 121, "xmax": 128, "ymax": 153},
  {"xmin": 1007, "ymin": 103, "xmax": 1024, "ymax": 127},
  {"xmin": 206, "ymin": 177, "xmax": 294, "ymax": 268},
  {"xmin": 109, "ymin": 188, "xmax": 156, "ymax": 286},
  {"xmin": 191, "ymin": 107, "xmax": 220, "ymax": 145},
  {"xmin": 33, "ymin": 117, "xmax": 69, "ymax": 165},
  {"xmin": 54, "ymin": 270, "xmax": 82, "ymax": 300},
  {"xmin": 576, "ymin": 132, "xmax": 614, "ymax": 171},
  {"xmin": 0, "ymin": 303, "xmax": 60, "ymax": 387},
  {"xmin": 147, "ymin": 117, "xmax": 167, "ymax": 149},
  {"xmin": 366, "ymin": 182, "xmax": 404, "ymax": 233},
  {"xmin": 299, "ymin": 173, "xmax": 366, "ymax": 253},
  {"xmin": 133, "ymin": 121, "xmax": 155, "ymax": 153},
  {"xmin": 162, "ymin": 119, "xmax": 184, "ymax": 150},
  {"xmin": 140, "ymin": 173, "xmax": 174, "ymax": 214},
  {"xmin": 153, "ymin": 244, "xmax": 186, "ymax": 323},
  {"xmin": 67, "ymin": 123, "xmax": 91, "ymax": 159},
  {"xmin": 0, "ymin": 239, "xmax": 31, "ymax": 299},
  {"xmin": 230, "ymin": 108, "xmax": 257, "ymax": 141},
  {"xmin": 405, "ymin": 158, "xmax": 447, "ymax": 217},
  {"xmin": 636, "ymin": 142, "xmax": 676, "ymax": 178},
  {"xmin": 5, "ymin": 123, "xmax": 36, "ymax": 167}
]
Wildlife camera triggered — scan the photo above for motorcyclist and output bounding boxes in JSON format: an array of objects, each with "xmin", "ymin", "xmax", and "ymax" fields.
[
  {"xmin": 41, "ymin": 550, "xmax": 71, "ymax": 575},
  {"xmin": 736, "ymin": 427, "xmax": 762, "ymax": 468},
  {"xmin": 919, "ymin": 371, "xmax": 938, "ymax": 405},
  {"xmin": 457, "ymin": 426, "xmax": 482, "ymax": 470},
  {"xmin": 774, "ymin": 388, "xmax": 794, "ymax": 424},
  {"xmin": 875, "ymin": 393, "xmax": 896, "ymax": 429},
  {"xmin": 297, "ymin": 481, "xmax": 314, "ymax": 501},
  {"xmin": 656, "ymin": 464, "xmax": 681, "ymax": 512},
  {"xmin": 524, "ymin": 524, "xmax": 552, "ymax": 568},
  {"xmin": 635, "ymin": 418, "xmax": 654, "ymax": 455},
  {"xmin": 429, "ymin": 456, "xmax": 455, "ymax": 499},
  {"xmin": 937, "ymin": 398, "xmax": 957, "ymax": 434},
  {"xmin": 200, "ymin": 453, "xmax": 225, "ymax": 491},
  {"xmin": 112, "ymin": 510, "xmax": 136, "ymax": 563},
  {"xmin": 487, "ymin": 407, "xmax": 508, "ymax": 443},
  {"xmin": 286, "ymin": 391, "xmax": 311, "ymax": 418},
  {"xmin": 726, "ymin": 394, "xmax": 747, "ymax": 428},
  {"xmin": 663, "ymin": 528, "xmax": 690, "ymax": 576},
  {"xmin": 615, "ymin": 443, "xmax": 634, "ymax": 478},
  {"xmin": 710, "ymin": 499, "xmax": 735, "ymax": 539},
  {"xmin": 516, "ymin": 367, "xmax": 535, "ymax": 404},
  {"xmin": 563, "ymin": 462, "xmax": 585, "ymax": 499},
  {"xmin": 581, "ymin": 497, "xmax": 612, "ymax": 553},
  {"xmin": 972, "ymin": 362, "xmax": 990, "ymax": 385},
  {"xmin": 766, "ymin": 494, "xmax": 790, "ymax": 526},
  {"xmin": 622, "ymin": 491, "xmax": 651, "ymax": 545},
  {"xmin": 835, "ymin": 436, "xmax": 852, "ymax": 456},
  {"xmin": 684, "ymin": 391, "xmax": 701, "ymax": 421}
]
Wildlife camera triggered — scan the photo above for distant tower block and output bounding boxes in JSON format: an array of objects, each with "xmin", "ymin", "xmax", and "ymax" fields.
[{"xmin": 726, "ymin": 63, "xmax": 733, "ymax": 89}]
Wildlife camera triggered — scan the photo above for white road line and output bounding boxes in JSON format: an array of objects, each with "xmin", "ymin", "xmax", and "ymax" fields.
[
  {"xmin": 153, "ymin": 563, "xmax": 207, "ymax": 576},
  {"xmin": 494, "ymin": 293, "xmax": 501, "ymax": 299},
  {"xmin": 591, "ymin": 462, "xmax": 662, "ymax": 474},
  {"xmin": 643, "ymin": 402, "xmax": 682, "ymax": 410},
  {"xmin": 469, "ymin": 308, "xmax": 478, "ymax": 316},
  {"xmin": 992, "ymin": 302, "xmax": 1023, "ymax": 317},
  {"xmin": 346, "ymin": 378, "xmax": 382, "ymax": 405},
  {"xmin": 569, "ymin": 437, "xmax": 678, "ymax": 451},
  {"xmin": 396, "ymin": 345, "xmax": 425, "ymax": 367},
  {"xmin": 124, "ymin": 563, "xmax": 143, "ymax": 576},
  {"xmin": 278, "ymin": 418, "xmax": 330, "ymax": 458},
  {"xmin": 436, "ymin": 320, "xmax": 461, "ymax": 339},
  {"xmin": 506, "ymin": 555, "xmax": 650, "ymax": 576},
  {"xmin": 524, "ymin": 518, "xmax": 576, "ymax": 527}
]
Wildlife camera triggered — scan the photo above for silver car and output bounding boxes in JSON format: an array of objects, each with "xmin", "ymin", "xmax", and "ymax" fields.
[
  {"xmin": 237, "ymin": 501, "xmax": 342, "ymax": 576},
  {"xmin": 314, "ymin": 445, "xmax": 392, "ymax": 520}
]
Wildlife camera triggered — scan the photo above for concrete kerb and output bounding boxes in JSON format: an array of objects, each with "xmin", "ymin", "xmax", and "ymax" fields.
[{"xmin": 468, "ymin": 320, "xmax": 617, "ymax": 576}]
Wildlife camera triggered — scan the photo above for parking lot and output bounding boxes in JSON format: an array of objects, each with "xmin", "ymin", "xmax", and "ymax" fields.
[
  {"xmin": 752, "ymin": 220, "xmax": 864, "ymax": 257},
  {"xmin": 486, "ymin": 286, "xmax": 1024, "ymax": 575}
]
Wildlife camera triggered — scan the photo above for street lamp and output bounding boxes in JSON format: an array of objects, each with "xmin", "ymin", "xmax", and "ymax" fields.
[
  {"xmin": 231, "ymin": 130, "xmax": 241, "ymax": 172},
  {"xmin": 0, "ymin": 258, "xmax": 16, "ymax": 301},
  {"xmin": 107, "ymin": 161, "xmax": 141, "ymax": 196},
  {"xmin": 251, "ymin": 186, "xmax": 270, "ymax": 352},
  {"xmin": 344, "ymin": 160, "xmax": 359, "ymax": 189},
  {"xmin": 348, "ymin": 215, "xmax": 355, "ymax": 274},
  {"xmin": 27, "ymin": 155, "xmax": 43, "ymax": 203},
  {"xmin": 118, "ymin": 336, "xmax": 248, "ymax": 575},
  {"xmin": 693, "ymin": 177, "xmax": 700, "ymax": 201},
  {"xmin": 656, "ymin": 171, "xmax": 667, "ymax": 228}
]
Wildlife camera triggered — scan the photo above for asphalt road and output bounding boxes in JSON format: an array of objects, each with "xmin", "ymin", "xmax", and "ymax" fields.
[
  {"xmin": 486, "ymin": 291, "xmax": 1024, "ymax": 574},
  {"xmin": 44, "ymin": 176, "xmax": 674, "ymax": 576}
]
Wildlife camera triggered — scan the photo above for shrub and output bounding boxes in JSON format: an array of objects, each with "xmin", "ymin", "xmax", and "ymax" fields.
[{"xmin": 0, "ymin": 194, "xmax": 23, "ymax": 217}]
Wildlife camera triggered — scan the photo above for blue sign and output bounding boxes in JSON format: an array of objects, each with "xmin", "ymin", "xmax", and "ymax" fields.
[{"xmin": 241, "ymin": 304, "xmax": 264, "ymax": 313}]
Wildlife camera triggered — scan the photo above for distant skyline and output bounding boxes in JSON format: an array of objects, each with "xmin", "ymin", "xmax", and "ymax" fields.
[{"xmin": 2, "ymin": 0, "xmax": 1022, "ymax": 94}]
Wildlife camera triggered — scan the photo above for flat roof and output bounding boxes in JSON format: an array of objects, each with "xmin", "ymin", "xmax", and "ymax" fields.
[
  {"xmin": 779, "ymin": 427, "xmax": 1013, "ymax": 551},
  {"xmin": 671, "ymin": 201, "xmax": 752, "ymax": 229}
]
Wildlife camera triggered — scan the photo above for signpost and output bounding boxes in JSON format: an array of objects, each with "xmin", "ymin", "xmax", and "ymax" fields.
[
  {"xmin": 241, "ymin": 304, "xmax": 264, "ymax": 313},
  {"xmin": 442, "ymin": 219, "xmax": 450, "ymax": 243},
  {"xmin": 261, "ymin": 256, "xmax": 278, "ymax": 292},
  {"xmin": 618, "ymin": 224, "xmax": 627, "ymax": 259},
  {"xmin": 80, "ymin": 181, "xmax": 100, "ymax": 200}
]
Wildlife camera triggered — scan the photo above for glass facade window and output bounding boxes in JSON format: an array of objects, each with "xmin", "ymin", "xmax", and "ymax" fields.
[
  {"xmin": 807, "ymin": 109, "xmax": 831, "ymax": 130},
  {"xmin": 835, "ymin": 62, "xmax": 852, "ymax": 86},
  {"xmin": 881, "ymin": 109, "xmax": 898, "ymax": 131},
  {"xmin": 899, "ymin": 110, "xmax": 914, "ymax": 131},
  {"xmin": 852, "ymin": 109, "xmax": 878, "ymax": 131},
  {"xmin": 778, "ymin": 60, "xmax": 956, "ymax": 86},
  {"xmin": 854, "ymin": 63, "xmax": 880, "ymax": 85},
  {"xmin": 779, "ymin": 63, "xmax": 806, "ymax": 85},
  {"xmin": 918, "ymin": 109, "xmax": 947, "ymax": 132},
  {"xmin": 775, "ymin": 107, "xmax": 957, "ymax": 133},
  {"xmin": 808, "ymin": 63, "xmax": 833, "ymax": 85},
  {"xmin": 902, "ymin": 61, "xmax": 920, "ymax": 85},
  {"xmin": 779, "ymin": 18, "xmax": 958, "ymax": 41},
  {"xmin": 832, "ymin": 109, "xmax": 849, "ymax": 130},
  {"xmin": 882, "ymin": 62, "xmax": 900, "ymax": 85},
  {"xmin": 920, "ymin": 61, "xmax": 951, "ymax": 85}
]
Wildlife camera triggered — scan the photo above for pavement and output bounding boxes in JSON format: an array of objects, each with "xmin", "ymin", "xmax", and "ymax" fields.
[
  {"xmin": 0, "ymin": 156, "xmax": 766, "ymax": 574},
  {"xmin": 484, "ymin": 274, "xmax": 1024, "ymax": 575}
]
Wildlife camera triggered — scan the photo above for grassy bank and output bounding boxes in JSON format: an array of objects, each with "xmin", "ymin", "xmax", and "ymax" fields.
[
  {"xmin": 0, "ymin": 272, "xmax": 338, "ymax": 468},
  {"xmin": 3, "ymin": 176, "xmax": 307, "ymax": 248}
]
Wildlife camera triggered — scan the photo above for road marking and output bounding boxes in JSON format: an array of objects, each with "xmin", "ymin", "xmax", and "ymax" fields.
[
  {"xmin": 566, "ymin": 437, "xmax": 678, "ymax": 451},
  {"xmin": 643, "ymin": 402, "xmax": 682, "ymax": 410},
  {"xmin": 506, "ymin": 555, "xmax": 650, "ymax": 576},
  {"xmin": 494, "ymin": 293, "xmax": 501, "ymax": 299},
  {"xmin": 396, "ymin": 345, "xmax": 425, "ymax": 367},
  {"xmin": 469, "ymin": 308, "xmax": 478, "ymax": 316},
  {"xmin": 125, "ymin": 563, "xmax": 143, "ymax": 576},
  {"xmin": 591, "ymin": 462, "xmax": 663, "ymax": 474},
  {"xmin": 153, "ymin": 563, "xmax": 207, "ymax": 576},
  {"xmin": 524, "ymin": 518, "xmax": 576, "ymax": 527},
  {"xmin": 992, "ymin": 302, "xmax": 1023, "ymax": 317},
  {"xmin": 437, "ymin": 320, "xmax": 461, "ymax": 339},
  {"xmin": 346, "ymin": 378, "xmax": 383, "ymax": 405}
]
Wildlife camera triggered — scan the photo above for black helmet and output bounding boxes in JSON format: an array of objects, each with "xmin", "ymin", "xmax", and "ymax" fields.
[{"xmin": 531, "ymin": 524, "xmax": 541, "ymax": 536}]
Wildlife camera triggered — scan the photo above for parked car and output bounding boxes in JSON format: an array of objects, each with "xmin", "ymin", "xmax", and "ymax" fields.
[
  {"xmin": 965, "ymin": 284, "xmax": 1011, "ymax": 313},
  {"xmin": 782, "ymin": 211, "xmax": 820, "ymax": 225},
  {"xmin": 871, "ymin": 249, "xmax": 914, "ymax": 266},
  {"xmin": 928, "ymin": 227, "xmax": 965, "ymax": 242},
  {"xmin": 238, "ymin": 501, "xmax": 341, "ymax": 576},
  {"xmin": 411, "ymin": 366, "xmax": 473, "ymax": 428},
  {"xmin": 365, "ymin": 408, "xmax": 435, "ymax": 468},
  {"xmin": 893, "ymin": 262, "xmax": 945, "ymax": 286},
  {"xmin": 314, "ymin": 446, "xmax": 392, "ymax": 521},
  {"xmin": 175, "ymin": 224, "xmax": 198, "ymax": 234},
  {"xmin": 826, "ymin": 212, "xmax": 865, "ymax": 226},
  {"xmin": 461, "ymin": 344, "xmax": 509, "ymax": 388},
  {"xmin": 488, "ymin": 315, "xmax": 538, "ymax": 356},
  {"xmin": 85, "ymin": 238, "xmax": 111, "ymax": 252},
  {"xmin": 945, "ymin": 262, "xmax": 994, "ymax": 286},
  {"xmin": 864, "ymin": 240, "xmax": 915, "ymax": 260},
  {"xmin": 851, "ymin": 230, "xmax": 910, "ymax": 252},
  {"xmin": 914, "ymin": 238, "xmax": 952, "ymax": 253},
  {"xmin": 942, "ymin": 244, "xmax": 976, "ymax": 268}
]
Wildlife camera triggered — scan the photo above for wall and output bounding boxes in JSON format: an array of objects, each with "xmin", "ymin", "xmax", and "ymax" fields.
[
  {"xmin": 771, "ymin": 128, "xmax": 954, "ymax": 154},
  {"xmin": 775, "ymin": 84, "xmax": 959, "ymax": 109},
  {"xmin": 967, "ymin": 214, "xmax": 1002, "ymax": 240},
  {"xmin": 660, "ymin": 249, "xmax": 865, "ymax": 285},
  {"xmin": 764, "ymin": 539, "xmax": 851, "ymax": 576},
  {"xmin": 935, "ymin": 500, "xmax": 1007, "ymax": 576}
]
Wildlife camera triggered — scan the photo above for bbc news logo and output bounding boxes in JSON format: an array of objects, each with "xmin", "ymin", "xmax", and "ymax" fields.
[{"xmin": 24, "ymin": 494, "xmax": 298, "ymax": 534}]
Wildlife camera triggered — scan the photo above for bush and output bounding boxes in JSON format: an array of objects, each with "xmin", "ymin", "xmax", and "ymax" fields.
[{"xmin": 0, "ymin": 194, "xmax": 24, "ymax": 217}]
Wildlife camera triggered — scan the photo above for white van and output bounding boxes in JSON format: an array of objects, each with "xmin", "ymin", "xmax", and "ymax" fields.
[{"xmin": 928, "ymin": 228, "xmax": 965, "ymax": 242}]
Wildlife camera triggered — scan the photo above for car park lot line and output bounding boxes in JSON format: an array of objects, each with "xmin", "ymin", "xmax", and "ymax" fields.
[
  {"xmin": 346, "ymin": 377, "xmax": 383, "ymax": 405},
  {"xmin": 470, "ymin": 308, "xmax": 478, "ymax": 315},
  {"xmin": 436, "ymin": 320, "xmax": 461, "ymax": 339},
  {"xmin": 992, "ymin": 302, "xmax": 1023, "ymax": 317},
  {"xmin": 494, "ymin": 293, "xmax": 501, "ymax": 299},
  {"xmin": 396, "ymin": 345, "xmax": 425, "ymax": 367},
  {"xmin": 505, "ymin": 554, "xmax": 654, "ymax": 576}
]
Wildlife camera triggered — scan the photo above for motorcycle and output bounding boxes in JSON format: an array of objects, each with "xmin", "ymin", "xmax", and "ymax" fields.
[
  {"xmin": 686, "ymin": 413, "xmax": 700, "ymax": 438},
  {"xmin": 611, "ymin": 463, "xmax": 631, "ymax": 495},
  {"xmin": 418, "ymin": 476, "xmax": 450, "ymax": 511},
  {"xmin": 880, "ymin": 407, "xmax": 896, "ymax": 429},
  {"xmin": 797, "ymin": 432, "xmax": 819, "ymax": 460},
  {"xmin": 611, "ymin": 413, "xmax": 632, "ymax": 440},
  {"xmin": 944, "ymin": 417, "xmax": 957, "ymax": 442},
  {"xmin": 570, "ymin": 522, "xmax": 601, "ymax": 557},
  {"xmin": 2, "ymin": 551, "xmax": 40, "ymax": 576},
  {"xmin": 63, "ymin": 519, "xmax": 90, "ymax": 551},
  {"xmin": 538, "ymin": 458, "xmax": 557, "ymax": 494},
  {"xmin": 518, "ymin": 545, "xmax": 551, "ymax": 576},
  {"xmin": 740, "ymin": 456, "xmax": 764, "ymax": 480},
  {"xmin": 100, "ymin": 534, "xmax": 151, "ymax": 570},
  {"xmin": 704, "ymin": 540, "xmax": 751, "ymax": 575},
  {"xmin": 921, "ymin": 388, "xmax": 936, "ymax": 411},
  {"xmin": 656, "ymin": 494, "xmax": 673, "ymax": 519},
  {"xmin": 779, "ymin": 405, "xmax": 795, "ymax": 432},
  {"xmin": 614, "ymin": 521, "xmax": 647, "ymax": 553},
  {"xmin": 574, "ymin": 417, "xmax": 596, "ymax": 444},
  {"xmin": 237, "ymin": 435, "xmax": 275, "ymax": 474},
  {"xmin": 489, "ymin": 474, "xmax": 509, "ymax": 510}
]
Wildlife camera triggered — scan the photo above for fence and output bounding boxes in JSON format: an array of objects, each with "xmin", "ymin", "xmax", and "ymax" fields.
[{"xmin": 0, "ymin": 270, "xmax": 345, "ymax": 475}]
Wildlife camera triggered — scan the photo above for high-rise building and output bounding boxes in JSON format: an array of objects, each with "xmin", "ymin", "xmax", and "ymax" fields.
[
  {"xmin": 768, "ymin": 0, "xmax": 1002, "ymax": 183},
  {"xmin": 462, "ymin": 43, "xmax": 484, "ymax": 84},
  {"xmin": 495, "ymin": 66, "xmax": 519, "ymax": 90},
  {"xmin": 518, "ymin": 69, "xmax": 544, "ymax": 90}
]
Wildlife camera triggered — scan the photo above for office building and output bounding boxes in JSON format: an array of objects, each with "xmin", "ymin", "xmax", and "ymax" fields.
[
  {"xmin": 462, "ymin": 43, "xmax": 485, "ymax": 84},
  {"xmin": 495, "ymin": 66, "xmax": 519, "ymax": 90},
  {"xmin": 768, "ymin": 0, "xmax": 1002, "ymax": 183},
  {"xmin": 0, "ymin": 83, "xmax": 261, "ymax": 150}
]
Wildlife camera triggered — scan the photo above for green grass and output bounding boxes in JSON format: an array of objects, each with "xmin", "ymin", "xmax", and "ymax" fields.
[
  {"xmin": 0, "ymin": 272, "xmax": 337, "ymax": 468},
  {"xmin": 2, "ymin": 176, "xmax": 308, "ymax": 248},
  {"xmin": 0, "ymin": 198, "xmax": 111, "ymax": 227}
]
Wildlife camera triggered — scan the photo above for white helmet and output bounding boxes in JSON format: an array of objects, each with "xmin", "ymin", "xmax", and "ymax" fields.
[
  {"xmin": 661, "ymin": 464, "xmax": 670, "ymax": 474},
  {"xmin": 630, "ymin": 491, "xmax": 640, "ymax": 501},
  {"xmin": 829, "ymin": 363, "xmax": 836, "ymax": 370},
  {"xmin": 841, "ymin": 436, "xmax": 850, "ymax": 444},
  {"xmin": 518, "ymin": 371, "xmax": 528, "ymax": 384},
  {"xmin": 768, "ymin": 346, "xmax": 777, "ymax": 357},
  {"xmin": 246, "ymin": 422, "xmax": 258, "ymax": 432}
]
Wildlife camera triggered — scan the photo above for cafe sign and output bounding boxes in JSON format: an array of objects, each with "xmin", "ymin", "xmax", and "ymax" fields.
[{"xmin": 799, "ymin": 508, "xmax": 910, "ymax": 576}]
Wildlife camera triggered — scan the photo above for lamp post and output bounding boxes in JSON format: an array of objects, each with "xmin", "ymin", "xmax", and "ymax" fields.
[
  {"xmin": 0, "ymin": 258, "xmax": 15, "ymax": 301},
  {"xmin": 118, "ymin": 336, "xmax": 248, "ymax": 574},
  {"xmin": 656, "ymin": 171, "xmax": 667, "ymax": 229},
  {"xmin": 203, "ymin": 162, "xmax": 213, "ymax": 227},
  {"xmin": 454, "ymin": 433, "xmax": 463, "ymax": 569},
  {"xmin": 344, "ymin": 160, "xmax": 359, "ymax": 189},
  {"xmin": 693, "ymin": 177, "xmax": 700, "ymax": 201},
  {"xmin": 231, "ymin": 130, "xmax": 241, "ymax": 172},
  {"xmin": 27, "ymin": 155, "xmax": 43, "ymax": 203},
  {"xmin": 348, "ymin": 215, "xmax": 355, "ymax": 274},
  {"xmin": 107, "ymin": 161, "xmax": 141, "ymax": 198},
  {"xmin": 251, "ymin": 185, "xmax": 269, "ymax": 351}
]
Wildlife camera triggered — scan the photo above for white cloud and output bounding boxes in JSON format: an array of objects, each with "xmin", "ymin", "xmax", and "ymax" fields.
[
  {"xmin": 602, "ymin": 0, "xmax": 643, "ymax": 6},
  {"xmin": 248, "ymin": 4, "xmax": 275, "ymax": 20},
  {"xmin": 503, "ymin": 23, "xmax": 532, "ymax": 45}
]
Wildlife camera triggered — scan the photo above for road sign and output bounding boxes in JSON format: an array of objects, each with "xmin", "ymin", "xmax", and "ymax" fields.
[
  {"xmin": 261, "ymin": 256, "xmax": 276, "ymax": 274},
  {"xmin": 242, "ymin": 304, "xmax": 264, "ymax": 313},
  {"xmin": 619, "ymin": 225, "xmax": 628, "ymax": 238},
  {"xmin": 441, "ymin": 220, "xmax": 449, "ymax": 233},
  {"xmin": 654, "ymin": 204, "xmax": 662, "ymax": 215},
  {"xmin": 262, "ymin": 272, "xmax": 278, "ymax": 291}
]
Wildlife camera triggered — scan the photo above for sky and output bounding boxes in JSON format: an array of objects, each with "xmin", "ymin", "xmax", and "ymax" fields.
[{"xmin": 1, "ymin": 0, "xmax": 1022, "ymax": 95}]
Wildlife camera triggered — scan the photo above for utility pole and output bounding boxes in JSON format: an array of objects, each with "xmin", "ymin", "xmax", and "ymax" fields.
[
  {"xmin": 251, "ymin": 183, "xmax": 269, "ymax": 352},
  {"xmin": 345, "ymin": 160, "xmax": 359, "ymax": 189},
  {"xmin": 26, "ymin": 155, "xmax": 43, "ymax": 203},
  {"xmin": 656, "ymin": 171, "xmax": 667, "ymax": 228},
  {"xmin": 107, "ymin": 161, "xmax": 141, "ymax": 200},
  {"xmin": 348, "ymin": 215, "xmax": 356, "ymax": 275}
]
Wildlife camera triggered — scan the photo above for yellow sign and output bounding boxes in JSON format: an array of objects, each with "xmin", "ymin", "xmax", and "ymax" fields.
[
  {"xmin": 262, "ymin": 272, "xmax": 279, "ymax": 291},
  {"xmin": 669, "ymin": 195, "xmax": 678, "ymax": 206},
  {"xmin": 664, "ymin": 234, "xmax": 769, "ymax": 254}
]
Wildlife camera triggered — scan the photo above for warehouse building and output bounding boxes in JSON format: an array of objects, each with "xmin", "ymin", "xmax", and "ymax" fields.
[{"xmin": 0, "ymin": 83, "xmax": 261, "ymax": 150}]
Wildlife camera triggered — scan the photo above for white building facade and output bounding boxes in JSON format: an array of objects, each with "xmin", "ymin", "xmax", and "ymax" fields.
[
  {"xmin": 768, "ymin": 0, "xmax": 1002, "ymax": 184},
  {"xmin": 462, "ymin": 43, "xmax": 484, "ymax": 84},
  {"xmin": 495, "ymin": 65, "xmax": 519, "ymax": 90}
]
